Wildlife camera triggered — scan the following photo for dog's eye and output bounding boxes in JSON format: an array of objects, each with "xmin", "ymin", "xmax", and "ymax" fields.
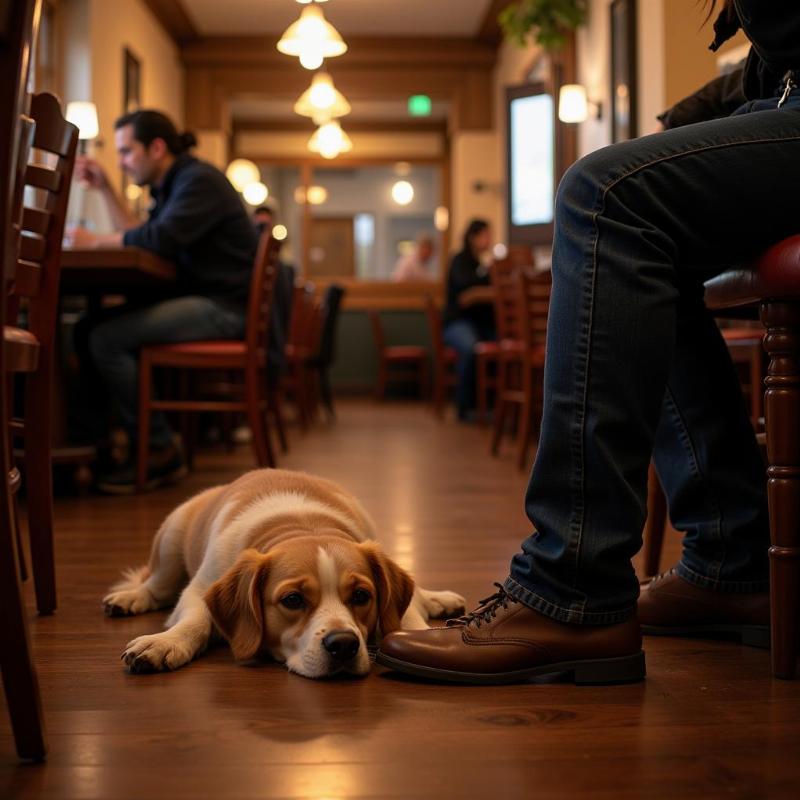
[
  {"xmin": 352, "ymin": 588, "xmax": 372, "ymax": 606},
  {"xmin": 280, "ymin": 592, "xmax": 305, "ymax": 610}
]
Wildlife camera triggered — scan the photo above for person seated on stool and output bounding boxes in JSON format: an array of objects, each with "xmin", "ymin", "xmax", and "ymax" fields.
[
  {"xmin": 376, "ymin": 0, "xmax": 791, "ymax": 685},
  {"xmin": 442, "ymin": 219, "xmax": 494, "ymax": 421},
  {"xmin": 391, "ymin": 233, "xmax": 436, "ymax": 282},
  {"xmin": 67, "ymin": 109, "xmax": 257, "ymax": 493}
]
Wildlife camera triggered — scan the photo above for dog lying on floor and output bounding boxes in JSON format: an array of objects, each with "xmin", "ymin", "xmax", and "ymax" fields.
[{"xmin": 103, "ymin": 469, "xmax": 466, "ymax": 678}]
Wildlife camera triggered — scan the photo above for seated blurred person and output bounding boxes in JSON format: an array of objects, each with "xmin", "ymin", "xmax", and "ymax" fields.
[
  {"xmin": 253, "ymin": 204, "xmax": 276, "ymax": 236},
  {"xmin": 443, "ymin": 219, "xmax": 494, "ymax": 421},
  {"xmin": 68, "ymin": 109, "xmax": 258, "ymax": 493},
  {"xmin": 391, "ymin": 233, "xmax": 436, "ymax": 282}
]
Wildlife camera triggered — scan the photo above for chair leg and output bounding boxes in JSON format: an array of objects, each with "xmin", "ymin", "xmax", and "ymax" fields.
[
  {"xmin": 419, "ymin": 358, "xmax": 430, "ymax": 400},
  {"xmin": 23, "ymin": 367, "xmax": 56, "ymax": 615},
  {"xmin": 476, "ymin": 353, "xmax": 488, "ymax": 424},
  {"xmin": 432, "ymin": 363, "xmax": 444, "ymax": 417},
  {"xmin": 641, "ymin": 462, "xmax": 668, "ymax": 578},
  {"xmin": 491, "ymin": 358, "xmax": 509, "ymax": 456},
  {"xmin": 136, "ymin": 355, "xmax": 153, "ymax": 492},
  {"xmin": 762, "ymin": 301, "xmax": 800, "ymax": 679},
  {"xmin": 516, "ymin": 363, "xmax": 533, "ymax": 471},
  {"xmin": 375, "ymin": 359, "xmax": 387, "ymax": 401},
  {"xmin": 319, "ymin": 368, "xmax": 335, "ymax": 419},
  {"xmin": 270, "ymin": 391, "xmax": 289, "ymax": 452},
  {"xmin": 246, "ymin": 367, "xmax": 276, "ymax": 469},
  {"xmin": 0, "ymin": 491, "xmax": 47, "ymax": 761}
]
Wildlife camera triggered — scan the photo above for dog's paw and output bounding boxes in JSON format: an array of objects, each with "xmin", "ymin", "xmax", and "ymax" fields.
[
  {"xmin": 420, "ymin": 589, "xmax": 467, "ymax": 620},
  {"xmin": 103, "ymin": 587, "xmax": 157, "ymax": 617},
  {"xmin": 122, "ymin": 633, "xmax": 194, "ymax": 673}
]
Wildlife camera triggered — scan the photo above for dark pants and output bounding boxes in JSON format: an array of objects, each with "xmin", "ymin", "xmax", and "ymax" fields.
[
  {"xmin": 504, "ymin": 93, "xmax": 800, "ymax": 624},
  {"xmin": 76, "ymin": 296, "xmax": 245, "ymax": 450},
  {"xmin": 443, "ymin": 318, "xmax": 494, "ymax": 419}
]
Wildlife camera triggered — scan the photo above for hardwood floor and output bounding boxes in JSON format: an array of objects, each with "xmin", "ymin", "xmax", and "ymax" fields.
[{"xmin": 2, "ymin": 400, "xmax": 799, "ymax": 799}]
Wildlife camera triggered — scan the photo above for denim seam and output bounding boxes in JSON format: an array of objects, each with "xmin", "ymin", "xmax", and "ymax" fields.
[
  {"xmin": 675, "ymin": 562, "xmax": 769, "ymax": 593},
  {"xmin": 503, "ymin": 576, "xmax": 636, "ymax": 625},
  {"xmin": 662, "ymin": 385, "xmax": 726, "ymax": 582}
]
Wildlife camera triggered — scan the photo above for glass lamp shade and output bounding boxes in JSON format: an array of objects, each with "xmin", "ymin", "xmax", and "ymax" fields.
[
  {"xmin": 294, "ymin": 72, "xmax": 351, "ymax": 121},
  {"xmin": 242, "ymin": 181, "xmax": 269, "ymax": 206},
  {"xmin": 558, "ymin": 84, "xmax": 589, "ymax": 124},
  {"xmin": 391, "ymin": 180, "xmax": 414, "ymax": 206},
  {"xmin": 66, "ymin": 101, "xmax": 99, "ymax": 140},
  {"xmin": 225, "ymin": 159, "xmax": 260, "ymax": 192},
  {"xmin": 307, "ymin": 121, "xmax": 353, "ymax": 160},
  {"xmin": 277, "ymin": 4, "xmax": 347, "ymax": 69}
]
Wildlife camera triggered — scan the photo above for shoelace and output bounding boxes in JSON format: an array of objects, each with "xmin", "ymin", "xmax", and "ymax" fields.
[{"xmin": 446, "ymin": 583, "xmax": 519, "ymax": 629}]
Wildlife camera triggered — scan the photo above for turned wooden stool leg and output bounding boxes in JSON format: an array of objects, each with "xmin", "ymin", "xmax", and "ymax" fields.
[{"xmin": 761, "ymin": 301, "xmax": 800, "ymax": 679}]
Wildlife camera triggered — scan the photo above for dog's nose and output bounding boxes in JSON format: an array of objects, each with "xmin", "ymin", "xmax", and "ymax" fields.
[{"xmin": 322, "ymin": 630, "xmax": 360, "ymax": 662}]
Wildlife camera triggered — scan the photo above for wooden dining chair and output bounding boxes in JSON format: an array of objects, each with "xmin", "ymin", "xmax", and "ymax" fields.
[
  {"xmin": 489, "ymin": 264, "xmax": 527, "ymax": 461},
  {"xmin": 136, "ymin": 234, "xmax": 279, "ymax": 491},
  {"xmin": 6, "ymin": 93, "xmax": 79, "ymax": 616},
  {"xmin": 424, "ymin": 295, "xmax": 457, "ymax": 417},
  {"xmin": 368, "ymin": 309, "xmax": 429, "ymax": 400},
  {"xmin": 0, "ymin": 0, "xmax": 48, "ymax": 763},
  {"xmin": 474, "ymin": 247, "xmax": 537, "ymax": 424},
  {"xmin": 283, "ymin": 281, "xmax": 317, "ymax": 428},
  {"xmin": 306, "ymin": 283, "xmax": 345, "ymax": 419},
  {"xmin": 491, "ymin": 269, "xmax": 551, "ymax": 470}
]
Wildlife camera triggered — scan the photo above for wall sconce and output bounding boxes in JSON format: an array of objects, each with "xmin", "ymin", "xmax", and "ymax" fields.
[{"xmin": 558, "ymin": 84, "xmax": 603, "ymax": 124}]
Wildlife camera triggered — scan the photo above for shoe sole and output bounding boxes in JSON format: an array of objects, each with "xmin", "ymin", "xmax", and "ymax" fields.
[
  {"xmin": 375, "ymin": 650, "xmax": 646, "ymax": 686},
  {"xmin": 641, "ymin": 623, "xmax": 770, "ymax": 649},
  {"xmin": 96, "ymin": 465, "xmax": 189, "ymax": 495}
]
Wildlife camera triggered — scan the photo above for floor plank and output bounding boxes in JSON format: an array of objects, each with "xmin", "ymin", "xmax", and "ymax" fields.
[{"xmin": 2, "ymin": 401, "xmax": 798, "ymax": 799}]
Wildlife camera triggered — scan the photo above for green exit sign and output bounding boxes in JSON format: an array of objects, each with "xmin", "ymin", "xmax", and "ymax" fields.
[{"xmin": 408, "ymin": 95, "xmax": 432, "ymax": 117}]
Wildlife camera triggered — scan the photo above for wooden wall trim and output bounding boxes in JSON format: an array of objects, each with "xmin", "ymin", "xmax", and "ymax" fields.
[
  {"xmin": 182, "ymin": 35, "xmax": 496, "ymax": 69},
  {"xmin": 477, "ymin": 0, "xmax": 516, "ymax": 44},
  {"xmin": 142, "ymin": 0, "xmax": 198, "ymax": 46}
]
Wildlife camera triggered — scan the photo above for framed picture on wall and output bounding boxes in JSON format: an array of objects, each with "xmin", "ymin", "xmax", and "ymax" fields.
[
  {"xmin": 123, "ymin": 48, "xmax": 141, "ymax": 113},
  {"xmin": 122, "ymin": 48, "xmax": 143, "ymax": 212},
  {"xmin": 610, "ymin": 0, "xmax": 637, "ymax": 142}
]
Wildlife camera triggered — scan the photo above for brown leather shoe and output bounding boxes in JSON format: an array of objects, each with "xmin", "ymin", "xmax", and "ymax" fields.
[
  {"xmin": 376, "ymin": 584, "xmax": 645, "ymax": 685},
  {"xmin": 638, "ymin": 568, "xmax": 770, "ymax": 648}
]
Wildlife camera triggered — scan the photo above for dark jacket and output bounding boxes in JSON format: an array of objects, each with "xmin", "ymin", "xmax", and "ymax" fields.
[
  {"xmin": 123, "ymin": 154, "xmax": 256, "ymax": 308},
  {"xmin": 444, "ymin": 248, "xmax": 493, "ymax": 333},
  {"xmin": 658, "ymin": 67, "xmax": 746, "ymax": 129},
  {"xmin": 711, "ymin": 1, "xmax": 800, "ymax": 100}
]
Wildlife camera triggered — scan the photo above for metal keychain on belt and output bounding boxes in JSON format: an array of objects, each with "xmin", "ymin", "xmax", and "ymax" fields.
[{"xmin": 779, "ymin": 70, "xmax": 798, "ymax": 107}]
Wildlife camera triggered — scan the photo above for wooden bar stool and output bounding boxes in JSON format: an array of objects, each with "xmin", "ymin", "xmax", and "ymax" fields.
[{"xmin": 642, "ymin": 236, "xmax": 800, "ymax": 679}]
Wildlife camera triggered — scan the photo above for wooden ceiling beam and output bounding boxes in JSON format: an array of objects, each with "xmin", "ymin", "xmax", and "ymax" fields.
[
  {"xmin": 142, "ymin": 0, "xmax": 198, "ymax": 46},
  {"xmin": 181, "ymin": 35, "xmax": 496, "ymax": 69}
]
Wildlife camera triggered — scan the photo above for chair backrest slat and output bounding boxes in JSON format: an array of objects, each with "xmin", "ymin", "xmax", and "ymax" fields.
[
  {"xmin": 244, "ymin": 232, "xmax": 278, "ymax": 365},
  {"xmin": 517, "ymin": 270, "xmax": 552, "ymax": 350},
  {"xmin": 20, "ymin": 206, "xmax": 50, "ymax": 237},
  {"xmin": 24, "ymin": 163, "xmax": 62, "ymax": 193},
  {"xmin": 491, "ymin": 247, "xmax": 536, "ymax": 342},
  {"xmin": 18, "ymin": 232, "xmax": 46, "ymax": 262}
]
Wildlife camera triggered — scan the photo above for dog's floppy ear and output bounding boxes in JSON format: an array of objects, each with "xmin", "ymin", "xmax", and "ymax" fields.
[
  {"xmin": 204, "ymin": 549, "xmax": 270, "ymax": 661},
  {"xmin": 360, "ymin": 542, "xmax": 415, "ymax": 635}
]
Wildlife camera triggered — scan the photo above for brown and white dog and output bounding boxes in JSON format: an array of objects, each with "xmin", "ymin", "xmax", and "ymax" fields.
[{"xmin": 103, "ymin": 469, "xmax": 465, "ymax": 678}]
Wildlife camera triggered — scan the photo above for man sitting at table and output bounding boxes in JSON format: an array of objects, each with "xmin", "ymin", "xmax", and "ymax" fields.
[{"xmin": 67, "ymin": 109, "xmax": 257, "ymax": 493}]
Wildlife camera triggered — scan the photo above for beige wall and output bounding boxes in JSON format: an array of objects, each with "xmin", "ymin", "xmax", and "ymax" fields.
[{"xmin": 60, "ymin": 0, "xmax": 185, "ymax": 229}]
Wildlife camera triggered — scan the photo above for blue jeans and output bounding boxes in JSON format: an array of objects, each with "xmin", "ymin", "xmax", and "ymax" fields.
[
  {"xmin": 504, "ymin": 93, "xmax": 800, "ymax": 624},
  {"xmin": 443, "ymin": 318, "xmax": 494, "ymax": 418},
  {"xmin": 86, "ymin": 296, "xmax": 245, "ymax": 450}
]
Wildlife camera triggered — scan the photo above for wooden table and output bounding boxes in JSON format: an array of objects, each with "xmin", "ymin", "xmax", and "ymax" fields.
[
  {"xmin": 53, "ymin": 247, "xmax": 177, "ymax": 487},
  {"xmin": 60, "ymin": 246, "xmax": 176, "ymax": 294}
]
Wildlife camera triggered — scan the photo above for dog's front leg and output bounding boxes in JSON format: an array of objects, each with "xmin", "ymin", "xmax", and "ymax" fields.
[{"xmin": 122, "ymin": 580, "xmax": 212, "ymax": 673}]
